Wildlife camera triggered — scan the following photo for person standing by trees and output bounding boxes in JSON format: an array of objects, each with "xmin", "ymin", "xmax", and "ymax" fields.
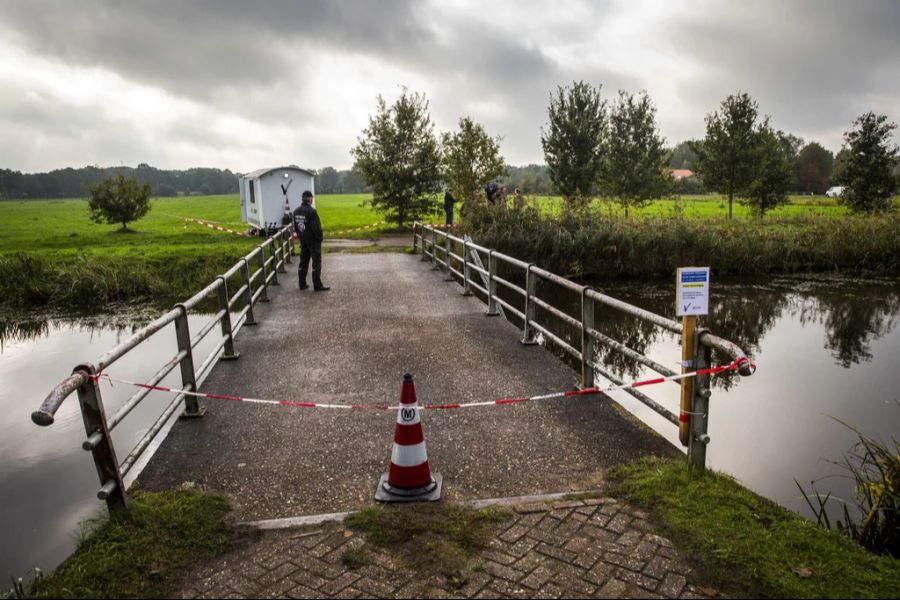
[
  {"xmin": 442, "ymin": 116, "xmax": 506, "ymax": 216},
  {"xmin": 443, "ymin": 188, "xmax": 456, "ymax": 226},
  {"xmin": 292, "ymin": 190, "xmax": 329, "ymax": 291}
]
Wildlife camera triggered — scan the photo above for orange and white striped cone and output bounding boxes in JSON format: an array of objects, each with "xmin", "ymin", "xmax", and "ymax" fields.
[{"xmin": 375, "ymin": 373, "xmax": 442, "ymax": 502}]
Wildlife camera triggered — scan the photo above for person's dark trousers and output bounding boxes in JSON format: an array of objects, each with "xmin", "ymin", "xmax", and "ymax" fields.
[
  {"xmin": 298, "ymin": 240, "xmax": 323, "ymax": 289},
  {"xmin": 445, "ymin": 205, "xmax": 453, "ymax": 226}
]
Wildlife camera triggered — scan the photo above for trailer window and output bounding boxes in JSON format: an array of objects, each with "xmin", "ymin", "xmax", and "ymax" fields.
[{"xmin": 249, "ymin": 180, "xmax": 256, "ymax": 204}]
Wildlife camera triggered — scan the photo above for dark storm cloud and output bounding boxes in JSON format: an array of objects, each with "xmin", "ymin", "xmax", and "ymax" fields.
[
  {"xmin": 665, "ymin": 0, "xmax": 900, "ymax": 148},
  {"xmin": 0, "ymin": 0, "xmax": 431, "ymax": 101}
]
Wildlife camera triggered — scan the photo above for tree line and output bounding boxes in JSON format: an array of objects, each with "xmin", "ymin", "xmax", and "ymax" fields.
[
  {"xmin": 347, "ymin": 84, "xmax": 898, "ymax": 225},
  {"xmin": 0, "ymin": 163, "xmax": 239, "ymax": 200}
]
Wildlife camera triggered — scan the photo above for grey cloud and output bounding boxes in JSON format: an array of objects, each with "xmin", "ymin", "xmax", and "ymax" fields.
[
  {"xmin": 0, "ymin": 0, "xmax": 430, "ymax": 102},
  {"xmin": 666, "ymin": 0, "xmax": 900, "ymax": 149}
]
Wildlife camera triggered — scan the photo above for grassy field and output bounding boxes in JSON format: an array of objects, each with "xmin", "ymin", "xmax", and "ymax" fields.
[
  {"xmin": 530, "ymin": 193, "xmax": 900, "ymax": 218},
  {"xmin": 1, "ymin": 192, "xmax": 896, "ymax": 311},
  {"xmin": 0, "ymin": 193, "xmax": 391, "ymax": 258}
]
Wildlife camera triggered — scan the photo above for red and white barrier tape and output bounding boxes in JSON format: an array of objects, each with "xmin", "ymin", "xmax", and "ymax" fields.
[
  {"xmin": 330, "ymin": 221, "xmax": 386, "ymax": 236},
  {"xmin": 90, "ymin": 357, "xmax": 753, "ymax": 412},
  {"xmin": 184, "ymin": 217, "xmax": 250, "ymax": 237}
]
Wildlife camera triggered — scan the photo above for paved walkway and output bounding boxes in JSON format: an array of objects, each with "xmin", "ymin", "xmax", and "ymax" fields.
[
  {"xmin": 136, "ymin": 251, "xmax": 697, "ymax": 597},
  {"xmin": 176, "ymin": 494, "xmax": 717, "ymax": 599}
]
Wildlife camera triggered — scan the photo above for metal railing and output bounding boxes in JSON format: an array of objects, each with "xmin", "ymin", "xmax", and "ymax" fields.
[
  {"xmin": 413, "ymin": 223, "xmax": 754, "ymax": 469},
  {"xmin": 31, "ymin": 226, "xmax": 295, "ymax": 511}
]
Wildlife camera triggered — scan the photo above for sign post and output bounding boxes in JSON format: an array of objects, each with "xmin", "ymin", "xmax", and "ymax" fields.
[{"xmin": 676, "ymin": 267, "xmax": 710, "ymax": 448}]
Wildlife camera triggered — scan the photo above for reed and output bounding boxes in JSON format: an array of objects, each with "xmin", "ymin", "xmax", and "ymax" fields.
[
  {"xmin": 462, "ymin": 205, "xmax": 900, "ymax": 278},
  {"xmin": 797, "ymin": 413, "xmax": 900, "ymax": 557}
]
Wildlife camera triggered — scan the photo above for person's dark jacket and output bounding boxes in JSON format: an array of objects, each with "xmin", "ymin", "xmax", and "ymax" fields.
[
  {"xmin": 292, "ymin": 203, "xmax": 323, "ymax": 244},
  {"xmin": 444, "ymin": 191, "xmax": 456, "ymax": 209}
]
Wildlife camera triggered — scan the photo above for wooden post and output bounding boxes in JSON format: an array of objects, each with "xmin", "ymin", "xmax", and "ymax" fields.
[{"xmin": 678, "ymin": 315, "xmax": 697, "ymax": 447}]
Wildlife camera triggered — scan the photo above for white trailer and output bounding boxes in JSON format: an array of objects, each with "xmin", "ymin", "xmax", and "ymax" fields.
[{"xmin": 238, "ymin": 166, "xmax": 315, "ymax": 233}]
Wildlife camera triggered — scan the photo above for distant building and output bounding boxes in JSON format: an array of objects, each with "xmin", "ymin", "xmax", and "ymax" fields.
[{"xmin": 669, "ymin": 169, "xmax": 695, "ymax": 180}]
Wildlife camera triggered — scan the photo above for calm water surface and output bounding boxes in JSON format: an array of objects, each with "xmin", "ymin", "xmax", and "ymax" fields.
[
  {"xmin": 0, "ymin": 314, "xmax": 223, "ymax": 580},
  {"xmin": 580, "ymin": 274, "xmax": 899, "ymax": 521},
  {"xmin": 1, "ymin": 274, "xmax": 899, "ymax": 579}
]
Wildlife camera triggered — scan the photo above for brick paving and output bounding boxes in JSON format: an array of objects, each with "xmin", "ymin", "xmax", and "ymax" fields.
[{"xmin": 174, "ymin": 495, "xmax": 718, "ymax": 599}]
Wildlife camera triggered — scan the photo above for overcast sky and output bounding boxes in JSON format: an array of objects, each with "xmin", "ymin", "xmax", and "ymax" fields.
[{"xmin": 1, "ymin": 0, "xmax": 898, "ymax": 174}]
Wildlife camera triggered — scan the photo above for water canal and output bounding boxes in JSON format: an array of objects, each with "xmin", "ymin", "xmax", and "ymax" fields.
[
  {"xmin": 0, "ymin": 313, "xmax": 224, "ymax": 581},
  {"xmin": 1, "ymin": 274, "xmax": 898, "ymax": 580}
]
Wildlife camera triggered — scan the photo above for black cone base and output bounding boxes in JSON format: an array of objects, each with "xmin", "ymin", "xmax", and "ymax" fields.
[{"xmin": 374, "ymin": 473, "xmax": 442, "ymax": 503}]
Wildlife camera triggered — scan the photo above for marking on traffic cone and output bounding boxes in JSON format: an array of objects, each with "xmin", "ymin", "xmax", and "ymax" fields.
[{"xmin": 375, "ymin": 373, "xmax": 442, "ymax": 502}]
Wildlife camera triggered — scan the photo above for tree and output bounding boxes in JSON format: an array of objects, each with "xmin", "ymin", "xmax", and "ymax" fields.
[
  {"xmin": 837, "ymin": 111, "xmax": 899, "ymax": 213},
  {"xmin": 796, "ymin": 142, "xmax": 833, "ymax": 194},
  {"xmin": 669, "ymin": 140, "xmax": 699, "ymax": 169},
  {"xmin": 442, "ymin": 117, "xmax": 506, "ymax": 211},
  {"xmin": 541, "ymin": 81, "xmax": 606, "ymax": 209},
  {"xmin": 691, "ymin": 92, "xmax": 760, "ymax": 219},
  {"xmin": 743, "ymin": 123, "xmax": 794, "ymax": 217},
  {"xmin": 798, "ymin": 163, "xmax": 828, "ymax": 195},
  {"xmin": 86, "ymin": 173, "xmax": 152, "ymax": 231},
  {"xmin": 602, "ymin": 90, "xmax": 672, "ymax": 216},
  {"xmin": 351, "ymin": 89, "xmax": 443, "ymax": 227},
  {"xmin": 315, "ymin": 167, "xmax": 340, "ymax": 194}
]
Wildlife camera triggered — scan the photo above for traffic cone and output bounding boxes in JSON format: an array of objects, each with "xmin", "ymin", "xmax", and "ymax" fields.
[{"xmin": 375, "ymin": 373, "xmax": 442, "ymax": 502}]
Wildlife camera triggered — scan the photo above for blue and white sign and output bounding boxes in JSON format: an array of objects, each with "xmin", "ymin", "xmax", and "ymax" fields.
[{"xmin": 676, "ymin": 267, "xmax": 710, "ymax": 316}]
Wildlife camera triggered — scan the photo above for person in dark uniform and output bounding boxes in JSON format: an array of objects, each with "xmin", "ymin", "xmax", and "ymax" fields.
[
  {"xmin": 292, "ymin": 190, "xmax": 329, "ymax": 291},
  {"xmin": 443, "ymin": 188, "xmax": 456, "ymax": 226}
]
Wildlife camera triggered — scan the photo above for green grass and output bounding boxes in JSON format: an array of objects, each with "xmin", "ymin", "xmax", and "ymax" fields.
[
  {"xmin": 527, "ymin": 193, "xmax": 900, "ymax": 219},
  {"xmin": 610, "ymin": 456, "xmax": 900, "ymax": 598},
  {"xmin": 0, "ymin": 194, "xmax": 393, "ymax": 311},
  {"xmin": 344, "ymin": 503, "xmax": 513, "ymax": 583},
  {"xmin": 27, "ymin": 490, "xmax": 233, "ymax": 599},
  {"xmin": 2, "ymin": 192, "xmax": 896, "ymax": 311}
]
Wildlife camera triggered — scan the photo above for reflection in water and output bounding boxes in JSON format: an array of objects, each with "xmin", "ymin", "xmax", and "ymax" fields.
[
  {"xmin": 590, "ymin": 275, "xmax": 899, "ymax": 384},
  {"xmin": 494, "ymin": 272, "xmax": 900, "ymax": 526},
  {"xmin": 0, "ymin": 312, "xmax": 221, "ymax": 581}
]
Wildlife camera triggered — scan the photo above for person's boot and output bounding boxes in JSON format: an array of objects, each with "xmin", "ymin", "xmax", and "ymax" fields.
[{"xmin": 314, "ymin": 285, "xmax": 330, "ymax": 291}]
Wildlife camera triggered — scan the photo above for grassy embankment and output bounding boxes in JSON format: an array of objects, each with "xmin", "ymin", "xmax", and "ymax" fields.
[
  {"xmin": 2, "ymin": 193, "xmax": 898, "ymax": 312},
  {"xmin": 0, "ymin": 194, "xmax": 388, "ymax": 312},
  {"xmin": 610, "ymin": 456, "xmax": 900, "ymax": 598},
  {"xmin": 20, "ymin": 461, "xmax": 900, "ymax": 598}
]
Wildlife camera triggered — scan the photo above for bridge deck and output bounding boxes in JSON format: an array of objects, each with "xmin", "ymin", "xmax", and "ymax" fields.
[{"xmin": 137, "ymin": 252, "xmax": 674, "ymax": 520}]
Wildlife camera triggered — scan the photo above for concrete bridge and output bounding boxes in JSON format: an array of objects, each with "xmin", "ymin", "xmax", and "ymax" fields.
[
  {"xmin": 137, "ymin": 249, "xmax": 675, "ymax": 520},
  {"xmin": 132, "ymin": 247, "xmax": 724, "ymax": 598}
]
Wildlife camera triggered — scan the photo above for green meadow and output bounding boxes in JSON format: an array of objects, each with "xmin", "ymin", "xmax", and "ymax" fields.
[{"xmin": 0, "ymin": 192, "xmax": 897, "ymax": 312}]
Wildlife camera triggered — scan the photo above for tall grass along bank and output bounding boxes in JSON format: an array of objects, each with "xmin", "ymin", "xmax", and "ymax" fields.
[{"xmin": 463, "ymin": 206, "xmax": 900, "ymax": 279}]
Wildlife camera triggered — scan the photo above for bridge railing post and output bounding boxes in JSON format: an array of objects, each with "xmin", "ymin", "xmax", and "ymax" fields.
[
  {"xmin": 75, "ymin": 363, "xmax": 128, "ymax": 511},
  {"xmin": 689, "ymin": 335, "xmax": 713, "ymax": 470},
  {"xmin": 431, "ymin": 228, "xmax": 439, "ymax": 270},
  {"xmin": 283, "ymin": 230, "xmax": 293, "ymax": 265},
  {"xmin": 175, "ymin": 304, "xmax": 204, "ymax": 418},
  {"xmin": 486, "ymin": 251, "xmax": 500, "ymax": 316},
  {"xmin": 269, "ymin": 241, "xmax": 281, "ymax": 285},
  {"xmin": 521, "ymin": 264, "xmax": 537, "ymax": 344},
  {"xmin": 444, "ymin": 234, "xmax": 454, "ymax": 281},
  {"xmin": 216, "ymin": 277, "xmax": 239, "ymax": 360},
  {"xmin": 581, "ymin": 286, "xmax": 595, "ymax": 389},
  {"xmin": 462, "ymin": 240, "xmax": 471, "ymax": 296},
  {"xmin": 256, "ymin": 247, "xmax": 270, "ymax": 302},
  {"xmin": 240, "ymin": 258, "xmax": 258, "ymax": 325}
]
